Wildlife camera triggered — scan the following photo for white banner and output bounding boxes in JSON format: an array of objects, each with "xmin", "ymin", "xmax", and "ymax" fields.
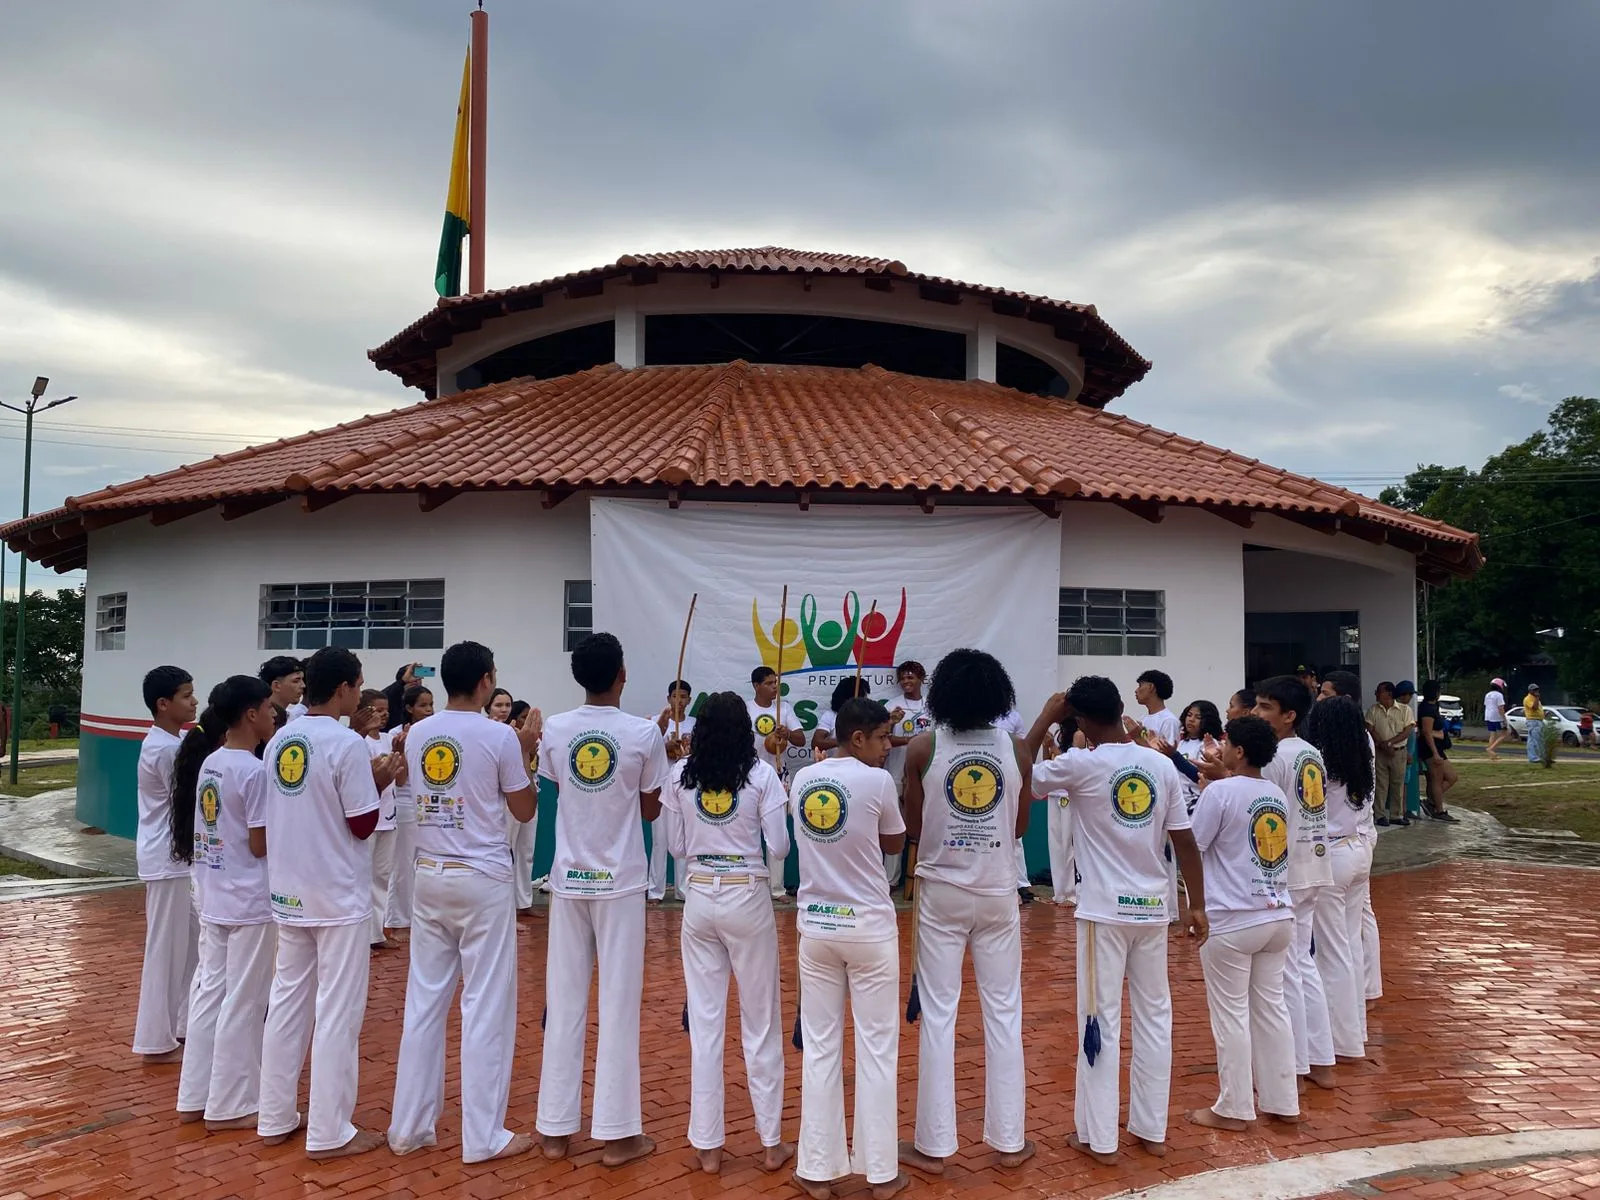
[{"xmin": 591, "ymin": 499, "xmax": 1062, "ymax": 773}]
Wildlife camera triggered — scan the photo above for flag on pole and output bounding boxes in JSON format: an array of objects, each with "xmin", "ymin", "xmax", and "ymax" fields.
[{"xmin": 435, "ymin": 48, "xmax": 471, "ymax": 297}]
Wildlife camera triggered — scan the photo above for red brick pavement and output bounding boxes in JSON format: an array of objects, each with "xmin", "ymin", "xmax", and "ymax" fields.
[
  {"xmin": 1314, "ymin": 1154, "xmax": 1600, "ymax": 1198},
  {"xmin": 2, "ymin": 862, "xmax": 1600, "ymax": 1199}
]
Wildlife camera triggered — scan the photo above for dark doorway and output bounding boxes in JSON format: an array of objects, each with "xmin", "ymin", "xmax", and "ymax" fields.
[{"xmin": 1245, "ymin": 610, "xmax": 1360, "ymax": 686}]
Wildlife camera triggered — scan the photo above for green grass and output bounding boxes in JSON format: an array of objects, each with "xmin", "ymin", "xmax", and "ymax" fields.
[
  {"xmin": 0, "ymin": 761, "xmax": 79, "ymax": 798},
  {"xmin": 0, "ymin": 854, "xmax": 65, "ymax": 880},
  {"xmin": 1451, "ymin": 756, "xmax": 1600, "ymax": 842},
  {"xmin": 16, "ymin": 737, "xmax": 79, "ymax": 754}
]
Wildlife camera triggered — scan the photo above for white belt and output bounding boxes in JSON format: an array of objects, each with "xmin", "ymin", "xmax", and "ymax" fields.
[
  {"xmin": 687, "ymin": 873, "xmax": 754, "ymax": 889},
  {"xmin": 415, "ymin": 856, "xmax": 476, "ymax": 872}
]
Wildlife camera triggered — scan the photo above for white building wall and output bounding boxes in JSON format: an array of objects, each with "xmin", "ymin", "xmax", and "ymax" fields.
[
  {"xmin": 1056, "ymin": 505, "xmax": 1247, "ymax": 712},
  {"xmin": 81, "ymin": 493, "xmax": 593, "ymax": 721}
]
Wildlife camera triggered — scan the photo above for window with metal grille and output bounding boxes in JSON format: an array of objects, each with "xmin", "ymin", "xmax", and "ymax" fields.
[
  {"xmin": 1058, "ymin": 588, "xmax": 1165, "ymax": 656},
  {"xmin": 95, "ymin": 592, "xmax": 128, "ymax": 651},
  {"xmin": 564, "ymin": 580, "xmax": 593, "ymax": 651},
  {"xmin": 260, "ymin": 580, "xmax": 445, "ymax": 652}
]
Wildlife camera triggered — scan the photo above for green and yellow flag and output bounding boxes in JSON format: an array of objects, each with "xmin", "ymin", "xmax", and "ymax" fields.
[{"xmin": 435, "ymin": 49, "xmax": 471, "ymax": 297}]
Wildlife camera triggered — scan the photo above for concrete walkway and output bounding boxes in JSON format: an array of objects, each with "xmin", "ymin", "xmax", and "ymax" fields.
[
  {"xmin": 0, "ymin": 747, "xmax": 80, "ymax": 768},
  {"xmin": 0, "ymin": 790, "xmax": 136, "ymax": 878}
]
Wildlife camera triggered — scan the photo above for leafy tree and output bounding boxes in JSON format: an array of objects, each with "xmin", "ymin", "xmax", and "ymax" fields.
[
  {"xmin": 1391, "ymin": 397, "xmax": 1600, "ymax": 701},
  {"xmin": 0, "ymin": 586, "xmax": 84, "ymax": 733}
]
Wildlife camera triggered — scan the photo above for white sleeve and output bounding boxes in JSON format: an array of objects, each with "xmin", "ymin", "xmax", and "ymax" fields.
[
  {"xmin": 1188, "ymin": 782, "xmax": 1224, "ymax": 852},
  {"xmin": 757, "ymin": 765, "xmax": 791, "ymax": 861},
  {"xmin": 1030, "ymin": 755, "xmax": 1073, "ymax": 799},
  {"xmin": 663, "ymin": 783, "xmax": 689, "ymax": 859},
  {"xmin": 877, "ymin": 773, "xmax": 907, "ymax": 836},
  {"xmin": 640, "ymin": 725, "xmax": 671, "ymax": 794},
  {"xmin": 244, "ymin": 762, "xmax": 269, "ymax": 831},
  {"xmin": 1159, "ymin": 757, "xmax": 1190, "ymax": 832},
  {"xmin": 537, "ymin": 729, "xmax": 559, "ymax": 786},
  {"xmin": 497, "ymin": 725, "xmax": 532, "ymax": 795}
]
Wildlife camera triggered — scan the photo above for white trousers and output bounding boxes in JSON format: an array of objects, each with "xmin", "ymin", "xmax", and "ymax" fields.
[
  {"xmin": 176, "ymin": 920, "xmax": 276, "ymax": 1120},
  {"xmin": 1284, "ymin": 887, "xmax": 1334, "ymax": 1074},
  {"xmin": 1320, "ymin": 839, "xmax": 1372, "ymax": 1058},
  {"xmin": 1075, "ymin": 920, "xmax": 1169, "ymax": 1154},
  {"xmin": 681, "ymin": 878, "xmax": 784, "ymax": 1150},
  {"xmin": 1164, "ymin": 837, "xmax": 1181, "ymax": 919},
  {"xmin": 1014, "ymin": 837, "xmax": 1030, "ymax": 889},
  {"xmin": 1361, "ymin": 831, "xmax": 1382, "ymax": 1001},
  {"xmin": 387, "ymin": 814, "xmax": 416, "ymax": 928},
  {"xmin": 537, "ymin": 892, "xmax": 646, "ymax": 1140},
  {"xmin": 370, "ymin": 828, "xmax": 397, "ymax": 943},
  {"xmin": 884, "ymin": 849, "xmax": 903, "ymax": 888},
  {"xmin": 132, "ymin": 877, "xmax": 200, "ymax": 1055},
  {"xmin": 1198, "ymin": 919, "xmax": 1297, "ymax": 1121},
  {"xmin": 797, "ymin": 934, "xmax": 899, "ymax": 1185},
  {"xmin": 508, "ymin": 813, "xmax": 536, "ymax": 910},
  {"xmin": 258, "ymin": 921, "xmax": 371, "ymax": 1151},
  {"xmin": 1047, "ymin": 799, "xmax": 1076, "ymax": 903},
  {"xmin": 913, "ymin": 880, "xmax": 1025, "ymax": 1158},
  {"xmin": 389, "ymin": 866, "xmax": 519, "ymax": 1162},
  {"xmin": 647, "ymin": 816, "xmax": 681, "ymax": 901}
]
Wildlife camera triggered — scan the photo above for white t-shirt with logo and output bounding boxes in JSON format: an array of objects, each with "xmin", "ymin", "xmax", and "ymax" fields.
[
  {"xmin": 285, "ymin": 702, "xmax": 308, "ymax": 723},
  {"xmin": 1325, "ymin": 773, "xmax": 1376, "ymax": 841},
  {"xmin": 1031, "ymin": 741, "xmax": 1189, "ymax": 925},
  {"xmin": 748, "ymin": 698, "xmax": 786, "ymax": 775},
  {"xmin": 1188, "ymin": 774, "xmax": 1294, "ymax": 935},
  {"xmin": 1140, "ymin": 707, "xmax": 1182, "ymax": 746},
  {"xmin": 1484, "ymin": 690, "xmax": 1506, "ymax": 724},
  {"xmin": 1263, "ymin": 735, "xmax": 1332, "ymax": 891},
  {"xmin": 191, "ymin": 747, "xmax": 272, "ymax": 926},
  {"xmin": 662, "ymin": 757, "xmax": 790, "ymax": 880},
  {"xmin": 368, "ymin": 731, "xmax": 399, "ymax": 831},
  {"xmin": 136, "ymin": 726, "xmax": 187, "ymax": 882},
  {"xmin": 407, "ymin": 709, "xmax": 531, "ymax": 882},
  {"xmin": 262, "ymin": 715, "xmax": 381, "ymax": 925},
  {"xmin": 886, "ymin": 696, "xmax": 930, "ymax": 782},
  {"xmin": 1176, "ymin": 737, "xmax": 1206, "ymax": 813},
  {"xmin": 790, "ymin": 754, "xmax": 905, "ymax": 941},
  {"xmin": 538, "ymin": 704, "xmax": 671, "ymax": 899},
  {"xmin": 916, "ymin": 726, "xmax": 1023, "ymax": 896}
]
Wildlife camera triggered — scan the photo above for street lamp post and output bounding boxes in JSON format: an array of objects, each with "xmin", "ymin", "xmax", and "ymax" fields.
[{"xmin": 3, "ymin": 378, "xmax": 76, "ymax": 784}]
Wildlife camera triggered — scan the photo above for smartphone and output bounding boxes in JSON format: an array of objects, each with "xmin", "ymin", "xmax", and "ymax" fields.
[{"xmin": 414, "ymin": 665, "xmax": 436, "ymax": 678}]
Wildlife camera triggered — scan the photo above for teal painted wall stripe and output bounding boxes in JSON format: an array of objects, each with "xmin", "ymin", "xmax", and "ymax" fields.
[{"xmin": 78, "ymin": 729, "xmax": 141, "ymax": 840}]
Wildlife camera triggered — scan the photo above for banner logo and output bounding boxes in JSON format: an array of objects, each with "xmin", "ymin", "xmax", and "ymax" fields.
[
  {"xmin": 944, "ymin": 754, "xmax": 1003, "ymax": 820},
  {"xmin": 569, "ymin": 732, "xmax": 620, "ymax": 791},
  {"xmin": 753, "ymin": 588, "xmax": 909, "ymax": 675},
  {"xmin": 274, "ymin": 736, "xmax": 311, "ymax": 795}
]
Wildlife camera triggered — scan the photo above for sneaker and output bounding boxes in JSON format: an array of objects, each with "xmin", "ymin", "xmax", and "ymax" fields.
[
  {"xmin": 1435, "ymin": 811, "xmax": 1460, "ymax": 823},
  {"xmin": 1375, "ymin": 817, "xmax": 1391, "ymax": 827}
]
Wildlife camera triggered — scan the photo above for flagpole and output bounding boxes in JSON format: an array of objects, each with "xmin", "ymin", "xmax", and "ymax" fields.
[{"xmin": 468, "ymin": 4, "xmax": 489, "ymax": 294}]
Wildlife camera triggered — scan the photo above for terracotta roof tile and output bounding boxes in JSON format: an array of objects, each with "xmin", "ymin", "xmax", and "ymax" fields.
[
  {"xmin": 367, "ymin": 246, "xmax": 1150, "ymax": 405},
  {"xmin": 1, "ymin": 364, "xmax": 1480, "ymax": 577}
]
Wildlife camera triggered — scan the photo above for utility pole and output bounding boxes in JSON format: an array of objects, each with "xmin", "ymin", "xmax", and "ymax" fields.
[{"xmin": 2, "ymin": 378, "xmax": 77, "ymax": 783}]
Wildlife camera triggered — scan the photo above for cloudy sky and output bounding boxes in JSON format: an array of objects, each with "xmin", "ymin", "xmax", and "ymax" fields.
[{"xmin": 2, "ymin": 0, "xmax": 1596, "ymax": 592}]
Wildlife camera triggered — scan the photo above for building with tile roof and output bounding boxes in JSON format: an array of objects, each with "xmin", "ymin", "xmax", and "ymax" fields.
[{"xmin": 0, "ymin": 247, "xmax": 1480, "ymax": 862}]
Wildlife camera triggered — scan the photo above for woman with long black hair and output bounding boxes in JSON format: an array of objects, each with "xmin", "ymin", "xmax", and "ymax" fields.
[
  {"xmin": 1305, "ymin": 695, "xmax": 1376, "ymax": 1062},
  {"xmin": 661, "ymin": 691, "xmax": 794, "ymax": 1175},
  {"xmin": 167, "ymin": 674, "xmax": 279, "ymax": 1129}
]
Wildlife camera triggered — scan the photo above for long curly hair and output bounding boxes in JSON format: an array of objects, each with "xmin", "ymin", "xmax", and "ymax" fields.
[
  {"xmin": 170, "ymin": 675, "xmax": 272, "ymax": 863},
  {"xmin": 926, "ymin": 649, "xmax": 1016, "ymax": 732},
  {"xmin": 680, "ymin": 691, "xmax": 759, "ymax": 796},
  {"xmin": 1306, "ymin": 695, "xmax": 1374, "ymax": 806}
]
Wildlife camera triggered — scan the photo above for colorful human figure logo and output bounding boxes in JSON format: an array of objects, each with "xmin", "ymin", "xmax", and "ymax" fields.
[
  {"xmin": 751, "ymin": 599, "xmax": 806, "ymax": 674},
  {"xmin": 798, "ymin": 592, "xmax": 860, "ymax": 669},
  {"xmin": 849, "ymin": 588, "xmax": 907, "ymax": 667}
]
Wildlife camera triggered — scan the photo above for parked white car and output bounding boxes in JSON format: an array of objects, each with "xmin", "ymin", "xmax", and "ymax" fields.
[{"xmin": 1505, "ymin": 705, "xmax": 1585, "ymax": 747}]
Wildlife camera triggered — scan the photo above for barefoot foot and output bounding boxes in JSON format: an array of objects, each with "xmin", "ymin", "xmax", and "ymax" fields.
[
  {"xmin": 487, "ymin": 1133, "xmax": 535, "ymax": 1161},
  {"xmin": 792, "ymin": 1172, "xmax": 832, "ymax": 1199},
  {"xmin": 899, "ymin": 1140, "xmax": 946, "ymax": 1175},
  {"xmin": 872, "ymin": 1173, "xmax": 911, "ymax": 1199},
  {"xmin": 1188, "ymin": 1107, "xmax": 1248, "ymax": 1132},
  {"xmin": 997, "ymin": 1139, "xmax": 1037, "ymax": 1168},
  {"xmin": 1308, "ymin": 1064, "xmax": 1337, "ymax": 1089},
  {"xmin": 307, "ymin": 1128, "xmax": 386, "ymax": 1160},
  {"xmin": 261, "ymin": 1115, "xmax": 303, "ymax": 1146},
  {"xmin": 143, "ymin": 1048, "xmax": 183, "ymax": 1065},
  {"xmin": 204, "ymin": 1113, "xmax": 256, "ymax": 1132},
  {"xmin": 541, "ymin": 1134, "xmax": 570, "ymax": 1160},
  {"xmin": 1265, "ymin": 1111, "xmax": 1303, "ymax": 1125},
  {"xmin": 696, "ymin": 1146, "xmax": 722, "ymax": 1174},
  {"xmin": 1067, "ymin": 1133, "xmax": 1119, "ymax": 1166},
  {"xmin": 601, "ymin": 1134, "xmax": 654, "ymax": 1167},
  {"xmin": 1136, "ymin": 1136, "xmax": 1168, "ymax": 1157},
  {"xmin": 762, "ymin": 1142, "xmax": 796, "ymax": 1172},
  {"xmin": 178, "ymin": 1109, "xmax": 204, "ymax": 1125}
]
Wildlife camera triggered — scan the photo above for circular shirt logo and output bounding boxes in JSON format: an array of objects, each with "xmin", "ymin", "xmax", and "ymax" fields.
[
  {"xmin": 753, "ymin": 713, "xmax": 777, "ymax": 737},
  {"xmin": 1295, "ymin": 753, "xmax": 1326, "ymax": 819},
  {"xmin": 944, "ymin": 754, "xmax": 1003, "ymax": 820},
  {"xmin": 569, "ymin": 732, "xmax": 620, "ymax": 791},
  {"xmin": 274, "ymin": 736, "xmax": 311, "ymax": 795},
  {"xmin": 697, "ymin": 787, "xmax": 737, "ymax": 824},
  {"xmin": 1110, "ymin": 766, "xmax": 1157, "ymax": 828},
  {"xmin": 199, "ymin": 780, "xmax": 221, "ymax": 827},
  {"xmin": 420, "ymin": 737, "xmax": 462, "ymax": 790},
  {"xmin": 798, "ymin": 780, "xmax": 848, "ymax": 843},
  {"xmin": 1249, "ymin": 799, "xmax": 1289, "ymax": 874}
]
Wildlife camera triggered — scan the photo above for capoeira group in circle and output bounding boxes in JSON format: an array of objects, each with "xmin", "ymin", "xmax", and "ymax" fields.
[{"xmin": 130, "ymin": 625, "xmax": 1379, "ymax": 1197}]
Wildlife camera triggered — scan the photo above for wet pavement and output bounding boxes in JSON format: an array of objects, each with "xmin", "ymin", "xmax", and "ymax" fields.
[{"xmin": 0, "ymin": 791, "xmax": 137, "ymax": 879}]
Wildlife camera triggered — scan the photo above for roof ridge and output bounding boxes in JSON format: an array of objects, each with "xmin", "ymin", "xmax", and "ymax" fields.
[{"xmin": 660, "ymin": 361, "xmax": 748, "ymax": 486}]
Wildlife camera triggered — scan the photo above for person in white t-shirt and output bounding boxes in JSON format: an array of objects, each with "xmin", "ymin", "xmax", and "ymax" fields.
[
  {"xmin": 1044, "ymin": 721, "xmax": 1081, "ymax": 906},
  {"xmin": 385, "ymin": 684, "xmax": 434, "ymax": 930},
  {"xmin": 885, "ymin": 662, "xmax": 929, "ymax": 888},
  {"xmin": 1026, "ymin": 677, "xmax": 1207, "ymax": 1164},
  {"xmin": 1483, "ymin": 678, "xmax": 1509, "ymax": 760},
  {"xmin": 360, "ymin": 690, "xmax": 401, "ymax": 950},
  {"xmin": 260, "ymin": 655, "xmax": 307, "ymax": 729},
  {"xmin": 390, "ymin": 641, "xmax": 542, "ymax": 1164},
  {"xmin": 650, "ymin": 679, "xmax": 697, "ymax": 903},
  {"xmin": 1186, "ymin": 715, "xmax": 1298, "ymax": 1132},
  {"xmin": 1134, "ymin": 672, "xmax": 1183, "ymax": 921},
  {"xmin": 132, "ymin": 665, "xmax": 201, "ymax": 1064},
  {"xmin": 537, "ymin": 632, "xmax": 672, "ymax": 1168},
  {"xmin": 507, "ymin": 699, "xmax": 543, "ymax": 913},
  {"xmin": 660, "ymin": 691, "xmax": 794, "ymax": 1176},
  {"xmin": 168, "ymin": 674, "xmax": 278, "ymax": 1128},
  {"xmin": 1250, "ymin": 675, "xmax": 1335, "ymax": 1090},
  {"xmin": 257, "ymin": 646, "xmax": 401, "ymax": 1160},
  {"xmin": 750, "ymin": 666, "xmax": 805, "ymax": 896},
  {"xmin": 810, "ymin": 677, "xmax": 870, "ymax": 760},
  {"xmin": 1305, "ymin": 695, "xmax": 1375, "ymax": 1064},
  {"xmin": 901, "ymin": 650, "xmax": 1035, "ymax": 1176},
  {"xmin": 790, "ymin": 698, "xmax": 908, "ymax": 1199}
]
